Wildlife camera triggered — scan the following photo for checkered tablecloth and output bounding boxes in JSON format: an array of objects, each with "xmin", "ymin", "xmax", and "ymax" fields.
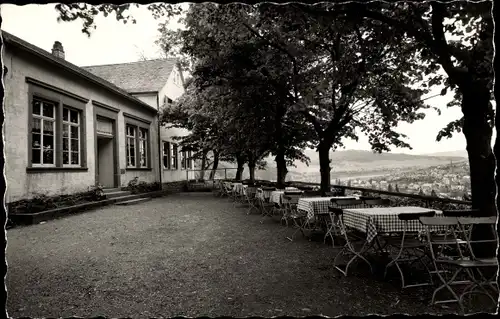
[
  {"xmin": 297, "ymin": 196, "xmax": 357, "ymax": 220},
  {"xmin": 270, "ymin": 191, "xmax": 285, "ymax": 205},
  {"xmin": 342, "ymin": 206, "xmax": 442, "ymax": 243},
  {"xmin": 255, "ymin": 188, "xmax": 273, "ymax": 201},
  {"xmin": 233, "ymin": 183, "xmax": 244, "ymax": 195}
]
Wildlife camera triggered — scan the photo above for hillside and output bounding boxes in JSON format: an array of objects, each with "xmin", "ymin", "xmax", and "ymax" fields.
[{"xmin": 209, "ymin": 149, "xmax": 468, "ymax": 181}]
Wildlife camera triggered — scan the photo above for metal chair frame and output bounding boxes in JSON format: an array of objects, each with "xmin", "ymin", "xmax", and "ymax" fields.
[
  {"xmin": 384, "ymin": 211, "xmax": 436, "ymax": 289},
  {"xmin": 419, "ymin": 216, "xmax": 498, "ymax": 314}
]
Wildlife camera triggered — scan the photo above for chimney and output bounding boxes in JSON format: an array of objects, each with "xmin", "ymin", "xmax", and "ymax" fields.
[{"xmin": 51, "ymin": 41, "xmax": 65, "ymax": 59}]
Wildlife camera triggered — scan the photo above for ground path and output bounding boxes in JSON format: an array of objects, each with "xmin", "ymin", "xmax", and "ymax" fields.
[{"xmin": 7, "ymin": 193, "xmax": 458, "ymax": 317}]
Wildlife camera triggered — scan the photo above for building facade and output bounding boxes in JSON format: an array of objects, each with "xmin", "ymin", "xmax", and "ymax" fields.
[{"xmin": 2, "ymin": 31, "xmax": 191, "ymax": 204}]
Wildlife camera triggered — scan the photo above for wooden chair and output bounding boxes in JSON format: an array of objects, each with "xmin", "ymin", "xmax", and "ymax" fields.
[
  {"xmin": 384, "ymin": 211, "xmax": 436, "ymax": 289},
  {"xmin": 419, "ymin": 216, "xmax": 498, "ymax": 314}
]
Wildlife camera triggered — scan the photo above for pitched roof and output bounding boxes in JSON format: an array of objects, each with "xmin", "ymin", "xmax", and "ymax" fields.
[
  {"xmin": 82, "ymin": 58, "xmax": 178, "ymax": 93},
  {"xmin": 1, "ymin": 30, "xmax": 158, "ymax": 113}
]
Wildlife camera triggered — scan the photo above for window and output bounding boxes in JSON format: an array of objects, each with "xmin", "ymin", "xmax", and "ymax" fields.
[
  {"xmin": 125, "ymin": 123, "xmax": 150, "ymax": 169},
  {"xmin": 139, "ymin": 128, "xmax": 148, "ymax": 168},
  {"xmin": 163, "ymin": 142, "xmax": 171, "ymax": 169},
  {"xmin": 180, "ymin": 150, "xmax": 192, "ymax": 170},
  {"xmin": 30, "ymin": 95, "xmax": 85, "ymax": 168},
  {"xmin": 126, "ymin": 125, "xmax": 136, "ymax": 168},
  {"xmin": 32, "ymin": 98, "xmax": 56, "ymax": 166},
  {"xmin": 62, "ymin": 107, "xmax": 80, "ymax": 166},
  {"xmin": 27, "ymin": 79, "xmax": 87, "ymax": 170},
  {"xmin": 188, "ymin": 150, "xmax": 193, "ymax": 169},
  {"xmin": 171, "ymin": 143, "xmax": 178, "ymax": 169},
  {"xmin": 181, "ymin": 151, "xmax": 186, "ymax": 170}
]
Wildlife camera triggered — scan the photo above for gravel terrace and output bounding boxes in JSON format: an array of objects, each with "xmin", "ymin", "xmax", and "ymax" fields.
[{"xmin": 7, "ymin": 192, "xmax": 475, "ymax": 317}]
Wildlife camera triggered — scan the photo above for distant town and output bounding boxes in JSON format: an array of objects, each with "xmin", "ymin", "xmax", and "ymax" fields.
[{"xmin": 334, "ymin": 160, "xmax": 471, "ymax": 200}]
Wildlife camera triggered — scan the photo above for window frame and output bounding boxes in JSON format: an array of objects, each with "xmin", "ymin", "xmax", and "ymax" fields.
[
  {"xmin": 181, "ymin": 150, "xmax": 186, "ymax": 170},
  {"xmin": 163, "ymin": 141, "xmax": 171, "ymax": 170},
  {"xmin": 125, "ymin": 125, "xmax": 137, "ymax": 168},
  {"xmin": 27, "ymin": 80, "xmax": 88, "ymax": 172},
  {"xmin": 124, "ymin": 114, "xmax": 152, "ymax": 171},
  {"xmin": 171, "ymin": 143, "xmax": 178, "ymax": 170},
  {"xmin": 62, "ymin": 106, "xmax": 82, "ymax": 167}
]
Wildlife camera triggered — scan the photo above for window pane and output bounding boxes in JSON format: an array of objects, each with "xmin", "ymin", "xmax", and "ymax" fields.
[
  {"xmin": 43, "ymin": 121, "xmax": 54, "ymax": 135},
  {"xmin": 43, "ymin": 148, "xmax": 54, "ymax": 164},
  {"xmin": 70, "ymin": 110, "xmax": 79, "ymax": 123},
  {"xmin": 63, "ymin": 138, "xmax": 69, "ymax": 151},
  {"xmin": 63, "ymin": 108, "xmax": 69, "ymax": 122},
  {"xmin": 42, "ymin": 102, "xmax": 54, "ymax": 118},
  {"xmin": 32, "ymin": 134, "xmax": 41, "ymax": 149},
  {"xmin": 33, "ymin": 100, "xmax": 41, "ymax": 115},
  {"xmin": 63, "ymin": 151, "xmax": 69, "ymax": 164},
  {"xmin": 32, "ymin": 118, "xmax": 41, "ymax": 133},
  {"xmin": 43, "ymin": 134, "xmax": 54, "ymax": 149},
  {"xmin": 71, "ymin": 152, "xmax": 79, "ymax": 165},
  {"xmin": 71, "ymin": 139, "xmax": 79, "ymax": 152},
  {"xmin": 163, "ymin": 156, "xmax": 169, "ymax": 168},
  {"xmin": 70, "ymin": 126, "xmax": 79, "ymax": 139},
  {"xmin": 32, "ymin": 149, "xmax": 41, "ymax": 164},
  {"xmin": 63, "ymin": 124, "xmax": 69, "ymax": 137}
]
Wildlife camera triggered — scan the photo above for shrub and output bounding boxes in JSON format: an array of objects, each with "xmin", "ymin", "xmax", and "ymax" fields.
[{"xmin": 126, "ymin": 178, "xmax": 161, "ymax": 194}]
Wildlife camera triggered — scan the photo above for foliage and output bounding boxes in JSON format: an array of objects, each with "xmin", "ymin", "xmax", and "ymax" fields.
[
  {"xmin": 8, "ymin": 184, "xmax": 107, "ymax": 215},
  {"xmin": 125, "ymin": 177, "xmax": 161, "ymax": 194},
  {"xmin": 55, "ymin": 3, "xmax": 183, "ymax": 36},
  {"xmin": 295, "ymin": 1, "xmax": 494, "ymax": 140}
]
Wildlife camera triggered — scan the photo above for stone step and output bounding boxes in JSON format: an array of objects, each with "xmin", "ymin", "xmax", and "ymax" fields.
[
  {"xmin": 115, "ymin": 198, "xmax": 152, "ymax": 206},
  {"xmin": 105, "ymin": 191, "xmax": 131, "ymax": 199},
  {"xmin": 103, "ymin": 188, "xmax": 121, "ymax": 193}
]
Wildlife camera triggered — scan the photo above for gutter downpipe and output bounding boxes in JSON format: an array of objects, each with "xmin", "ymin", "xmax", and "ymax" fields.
[{"xmin": 157, "ymin": 94, "xmax": 163, "ymax": 190}]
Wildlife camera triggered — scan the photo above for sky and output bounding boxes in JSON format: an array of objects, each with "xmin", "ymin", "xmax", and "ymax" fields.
[{"xmin": 1, "ymin": 3, "xmax": 492, "ymax": 155}]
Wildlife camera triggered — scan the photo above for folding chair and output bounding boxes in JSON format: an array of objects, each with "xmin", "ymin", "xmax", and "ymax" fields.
[
  {"xmin": 455, "ymin": 216, "xmax": 498, "ymax": 311},
  {"xmin": 418, "ymin": 216, "xmax": 497, "ymax": 314},
  {"xmin": 213, "ymin": 180, "xmax": 224, "ymax": 197},
  {"xmin": 442, "ymin": 209, "xmax": 479, "ymax": 217},
  {"xmin": 256, "ymin": 188, "xmax": 274, "ymax": 222},
  {"xmin": 244, "ymin": 186, "xmax": 259, "ymax": 215},
  {"xmin": 359, "ymin": 196, "xmax": 382, "ymax": 201},
  {"xmin": 363, "ymin": 198, "xmax": 391, "ymax": 208},
  {"xmin": 324, "ymin": 199, "xmax": 365, "ymax": 246},
  {"xmin": 384, "ymin": 211, "xmax": 436, "ymax": 289},
  {"xmin": 280, "ymin": 191, "xmax": 303, "ymax": 227},
  {"xmin": 333, "ymin": 207, "xmax": 375, "ymax": 276}
]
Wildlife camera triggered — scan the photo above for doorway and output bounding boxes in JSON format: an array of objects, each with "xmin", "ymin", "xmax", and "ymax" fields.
[{"xmin": 97, "ymin": 136, "xmax": 115, "ymax": 188}]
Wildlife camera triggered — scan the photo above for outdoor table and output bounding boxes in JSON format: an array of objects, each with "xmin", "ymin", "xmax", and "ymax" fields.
[
  {"xmin": 334, "ymin": 206, "xmax": 442, "ymax": 277},
  {"xmin": 342, "ymin": 206, "xmax": 442, "ymax": 243},
  {"xmin": 255, "ymin": 188, "xmax": 274, "ymax": 201},
  {"xmin": 297, "ymin": 196, "xmax": 357, "ymax": 220},
  {"xmin": 233, "ymin": 183, "xmax": 245, "ymax": 195},
  {"xmin": 270, "ymin": 190, "xmax": 285, "ymax": 205}
]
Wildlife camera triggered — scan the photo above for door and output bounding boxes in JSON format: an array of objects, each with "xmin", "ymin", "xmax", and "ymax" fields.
[{"xmin": 97, "ymin": 137, "xmax": 115, "ymax": 187}]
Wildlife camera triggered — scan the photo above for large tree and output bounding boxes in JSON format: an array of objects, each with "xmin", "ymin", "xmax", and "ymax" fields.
[
  {"xmin": 292, "ymin": 1, "xmax": 495, "ymax": 215},
  {"xmin": 175, "ymin": 3, "xmax": 315, "ymax": 187},
  {"xmin": 218, "ymin": 4, "xmax": 431, "ymax": 194}
]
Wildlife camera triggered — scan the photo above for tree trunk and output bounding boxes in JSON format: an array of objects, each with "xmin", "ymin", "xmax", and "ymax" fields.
[
  {"xmin": 275, "ymin": 149, "xmax": 288, "ymax": 188},
  {"xmin": 248, "ymin": 162, "xmax": 256, "ymax": 183},
  {"xmin": 462, "ymin": 87, "xmax": 496, "ymax": 258},
  {"xmin": 235, "ymin": 154, "xmax": 245, "ymax": 181},
  {"xmin": 199, "ymin": 149, "xmax": 209, "ymax": 181},
  {"xmin": 209, "ymin": 150, "xmax": 220, "ymax": 180},
  {"xmin": 318, "ymin": 142, "xmax": 331, "ymax": 196}
]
